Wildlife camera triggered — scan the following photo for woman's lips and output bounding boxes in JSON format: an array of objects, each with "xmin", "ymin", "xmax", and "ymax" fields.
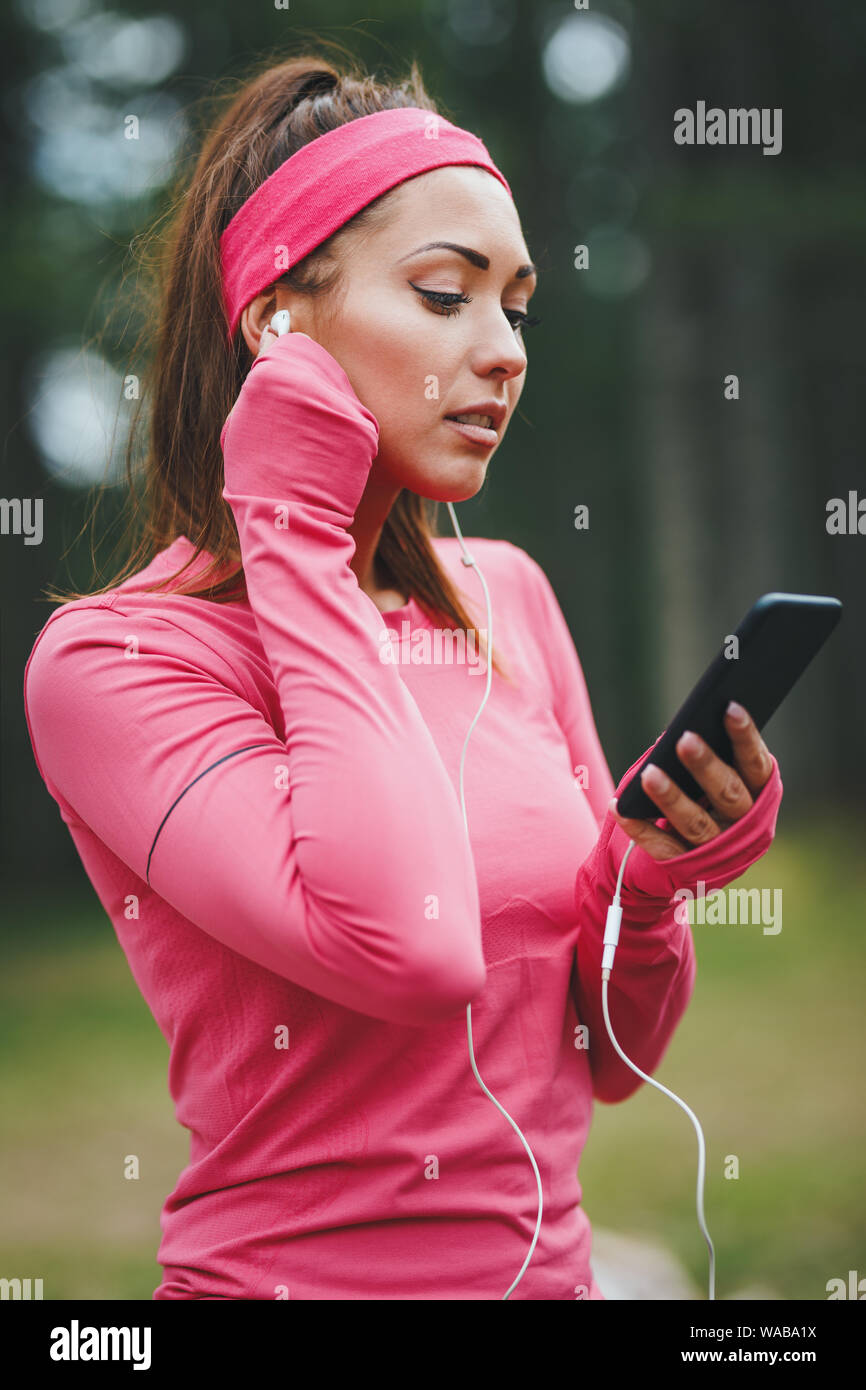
[{"xmin": 443, "ymin": 417, "xmax": 498, "ymax": 448}]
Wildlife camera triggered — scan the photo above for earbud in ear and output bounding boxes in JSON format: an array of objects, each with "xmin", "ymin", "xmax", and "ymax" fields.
[{"xmin": 269, "ymin": 309, "xmax": 292, "ymax": 337}]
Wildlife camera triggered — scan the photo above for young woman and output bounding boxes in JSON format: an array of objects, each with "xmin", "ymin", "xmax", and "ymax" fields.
[{"xmin": 23, "ymin": 54, "xmax": 782, "ymax": 1300}]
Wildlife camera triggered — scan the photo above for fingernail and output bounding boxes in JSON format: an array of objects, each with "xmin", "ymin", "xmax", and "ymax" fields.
[
  {"xmin": 642, "ymin": 763, "xmax": 669, "ymax": 789},
  {"xmin": 726, "ymin": 700, "xmax": 748, "ymax": 725}
]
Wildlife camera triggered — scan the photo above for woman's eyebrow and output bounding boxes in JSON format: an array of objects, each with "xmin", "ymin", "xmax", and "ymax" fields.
[{"xmin": 396, "ymin": 241, "xmax": 538, "ymax": 283}]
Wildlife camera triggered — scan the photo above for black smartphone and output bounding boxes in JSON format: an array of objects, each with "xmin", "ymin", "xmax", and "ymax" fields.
[{"xmin": 615, "ymin": 592, "xmax": 843, "ymax": 820}]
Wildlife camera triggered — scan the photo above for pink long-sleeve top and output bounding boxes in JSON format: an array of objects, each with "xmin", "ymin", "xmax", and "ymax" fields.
[{"xmin": 23, "ymin": 332, "xmax": 783, "ymax": 1300}]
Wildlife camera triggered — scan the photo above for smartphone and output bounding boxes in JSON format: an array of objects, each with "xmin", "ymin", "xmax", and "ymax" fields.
[{"xmin": 615, "ymin": 592, "xmax": 843, "ymax": 820}]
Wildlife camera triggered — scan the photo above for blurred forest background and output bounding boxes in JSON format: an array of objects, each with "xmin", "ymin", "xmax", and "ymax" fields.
[{"xmin": 1, "ymin": 0, "xmax": 864, "ymax": 1300}]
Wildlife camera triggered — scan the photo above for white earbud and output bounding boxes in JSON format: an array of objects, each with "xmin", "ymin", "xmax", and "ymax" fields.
[{"xmin": 269, "ymin": 309, "xmax": 292, "ymax": 337}]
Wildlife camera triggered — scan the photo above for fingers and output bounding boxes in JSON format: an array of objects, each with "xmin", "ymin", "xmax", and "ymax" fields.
[
  {"xmin": 627, "ymin": 715, "xmax": 753, "ymax": 848},
  {"xmin": 257, "ymin": 324, "xmax": 313, "ymax": 359},
  {"xmin": 723, "ymin": 700, "xmax": 774, "ymax": 796},
  {"xmin": 608, "ymin": 797, "xmax": 700, "ymax": 861},
  {"xmin": 672, "ymin": 727, "xmax": 754, "ymax": 826},
  {"xmin": 256, "ymin": 325, "xmax": 276, "ymax": 358},
  {"xmin": 609, "ymin": 702, "xmax": 775, "ymax": 863},
  {"xmin": 636, "ymin": 761, "xmax": 723, "ymax": 848}
]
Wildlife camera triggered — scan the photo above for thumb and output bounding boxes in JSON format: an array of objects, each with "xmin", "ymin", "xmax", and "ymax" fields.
[{"xmin": 257, "ymin": 325, "xmax": 276, "ymax": 358}]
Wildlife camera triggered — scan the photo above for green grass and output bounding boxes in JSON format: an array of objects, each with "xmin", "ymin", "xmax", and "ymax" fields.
[
  {"xmin": 1, "ymin": 815, "xmax": 864, "ymax": 1300},
  {"xmin": 0, "ymin": 886, "xmax": 186, "ymax": 1300}
]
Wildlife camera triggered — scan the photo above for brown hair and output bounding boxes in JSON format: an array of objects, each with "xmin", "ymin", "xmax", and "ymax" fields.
[{"xmin": 44, "ymin": 45, "xmax": 509, "ymax": 678}]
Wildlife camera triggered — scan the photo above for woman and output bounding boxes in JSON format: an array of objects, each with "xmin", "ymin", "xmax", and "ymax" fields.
[{"xmin": 23, "ymin": 53, "xmax": 782, "ymax": 1300}]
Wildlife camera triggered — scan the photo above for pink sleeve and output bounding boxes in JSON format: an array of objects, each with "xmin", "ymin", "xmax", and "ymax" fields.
[
  {"xmin": 23, "ymin": 332, "xmax": 486, "ymax": 1028},
  {"xmin": 510, "ymin": 547, "xmax": 784, "ymax": 1102}
]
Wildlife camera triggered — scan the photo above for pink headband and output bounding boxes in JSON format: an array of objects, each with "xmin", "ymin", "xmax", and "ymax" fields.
[{"xmin": 219, "ymin": 105, "xmax": 513, "ymax": 341}]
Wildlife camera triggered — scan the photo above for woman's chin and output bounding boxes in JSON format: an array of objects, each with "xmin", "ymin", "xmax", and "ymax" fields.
[
  {"xmin": 415, "ymin": 457, "xmax": 491, "ymax": 504},
  {"xmin": 376, "ymin": 442, "xmax": 493, "ymax": 503}
]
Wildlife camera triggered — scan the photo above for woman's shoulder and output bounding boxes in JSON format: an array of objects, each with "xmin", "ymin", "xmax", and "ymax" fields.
[
  {"xmin": 25, "ymin": 537, "xmax": 242, "ymax": 705},
  {"xmin": 28, "ymin": 537, "xmax": 225, "ymax": 644}
]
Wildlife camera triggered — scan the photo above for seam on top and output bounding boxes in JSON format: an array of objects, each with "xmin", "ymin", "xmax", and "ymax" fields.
[
  {"xmin": 24, "ymin": 596, "xmax": 268, "ymax": 842},
  {"xmin": 146, "ymin": 742, "xmax": 272, "ymax": 885}
]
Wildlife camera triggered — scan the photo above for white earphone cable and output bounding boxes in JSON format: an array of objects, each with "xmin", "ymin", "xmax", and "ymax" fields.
[
  {"xmin": 601, "ymin": 840, "xmax": 716, "ymax": 1299},
  {"xmin": 445, "ymin": 501, "xmax": 543, "ymax": 1300}
]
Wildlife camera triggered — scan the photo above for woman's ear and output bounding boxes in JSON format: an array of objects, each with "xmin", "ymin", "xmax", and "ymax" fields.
[
  {"xmin": 238, "ymin": 285, "xmax": 303, "ymax": 357},
  {"xmin": 238, "ymin": 290, "xmax": 278, "ymax": 359}
]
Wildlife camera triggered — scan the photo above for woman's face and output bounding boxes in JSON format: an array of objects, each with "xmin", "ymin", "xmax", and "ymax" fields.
[{"xmin": 287, "ymin": 165, "xmax": 537, "ymax": 503}]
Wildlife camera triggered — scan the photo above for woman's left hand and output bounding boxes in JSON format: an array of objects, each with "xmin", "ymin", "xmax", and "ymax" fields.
[{"xmin": 609, "ymin": 701, "xmax": 775, "ymax": 862}]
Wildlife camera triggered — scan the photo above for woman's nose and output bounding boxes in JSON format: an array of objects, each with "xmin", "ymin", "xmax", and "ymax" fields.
[{"xmin": 479, "ymin": 319, "xmax": 528, "ymax": 380}]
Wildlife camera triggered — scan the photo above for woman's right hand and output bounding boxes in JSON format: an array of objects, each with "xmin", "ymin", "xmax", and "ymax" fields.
[
  {"xmin": 221, "ymin": 311, "xmax": 379, "ymax": 511},
  {"xmin": 256, "ymin": 322, "xmax": 279, "ymax": 357},
  {"xmin": 257, "ymin": 314, "xmax": 311, "ymax": 357}
]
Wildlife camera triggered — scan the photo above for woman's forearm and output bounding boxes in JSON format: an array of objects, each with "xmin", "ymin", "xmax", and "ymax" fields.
[{"xmin": 220, "ymin": 332, "xmax": 487, "ymax": 1016}]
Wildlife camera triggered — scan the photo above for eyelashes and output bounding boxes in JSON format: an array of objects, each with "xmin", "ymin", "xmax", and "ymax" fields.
[{"xmin": 410, "ymin": 283, "xmax": 542, "ymax": 333}]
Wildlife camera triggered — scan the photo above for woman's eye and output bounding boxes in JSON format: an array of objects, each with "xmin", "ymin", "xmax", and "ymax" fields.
[
  {"xmin": 410, "ymin": 283, "xmax": 542, "ymax": 333},
  {"xmin": 411, "ymin": 285, "xmax": 472, "ymax": 318},
  {"xmin": 505, "ymin": 310, "xmax": 542, "ymax": 333}
]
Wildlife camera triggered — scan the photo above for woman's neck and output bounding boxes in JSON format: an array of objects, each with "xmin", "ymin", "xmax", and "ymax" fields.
[{"xmin": 348, "ymin": 470, "xmax": 408, "ymax": 614}]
